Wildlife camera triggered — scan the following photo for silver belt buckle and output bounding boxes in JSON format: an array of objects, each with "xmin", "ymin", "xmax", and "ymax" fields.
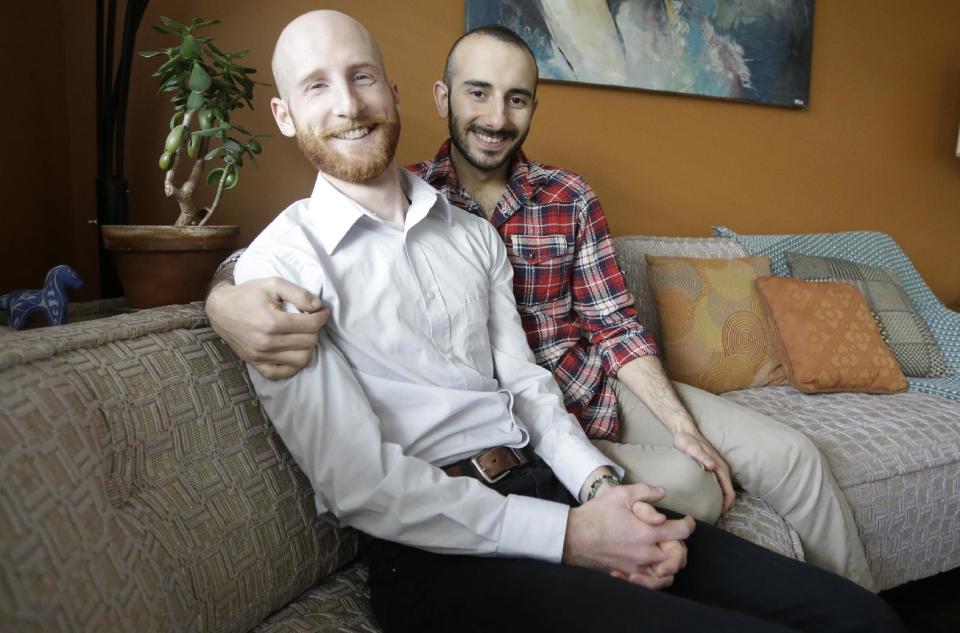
[{"xmin": 471, "ymin": 447, "xmax": 524, "ymax": 484}]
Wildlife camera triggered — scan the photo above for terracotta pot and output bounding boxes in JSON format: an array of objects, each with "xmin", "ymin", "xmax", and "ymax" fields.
[{"xmin": 102, "ymin": 225, "xmax": 240, "ymax": 308}]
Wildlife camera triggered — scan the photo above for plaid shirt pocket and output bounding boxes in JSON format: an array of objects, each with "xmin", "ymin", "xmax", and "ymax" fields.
[{"xmin": 507, "ymin": 234, "xmax": 575, "ymax": 311}]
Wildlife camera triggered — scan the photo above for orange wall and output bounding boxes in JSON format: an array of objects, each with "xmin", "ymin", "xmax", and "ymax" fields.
[{"xmin": 9, "ymin": 0, "xmax": 959, "ymax": 304}]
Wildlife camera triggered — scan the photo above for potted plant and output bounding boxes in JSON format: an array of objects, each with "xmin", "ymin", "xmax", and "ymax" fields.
[{"xmin": 102, "ymin": 16, "xmax": 266, "ymax": 308}]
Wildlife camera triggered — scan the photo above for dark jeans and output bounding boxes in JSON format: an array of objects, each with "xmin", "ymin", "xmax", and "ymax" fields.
[{"xmin": 368, "ymin": 459, "xmax": 904, "ymax": 633}]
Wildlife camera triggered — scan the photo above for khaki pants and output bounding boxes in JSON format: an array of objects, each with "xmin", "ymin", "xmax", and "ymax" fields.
[{"xmin": 593, "ymin": 380, "xmax": 876, "ymax": 591}]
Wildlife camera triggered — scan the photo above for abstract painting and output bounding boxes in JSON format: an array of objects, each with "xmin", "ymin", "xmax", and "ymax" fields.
[{"xmin": 465, "ymin": 0, "xmax": 814, "ymax": 108}]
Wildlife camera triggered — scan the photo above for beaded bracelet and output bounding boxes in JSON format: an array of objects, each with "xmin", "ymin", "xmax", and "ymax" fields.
[{"xmin": 586, "ymin": 473, "xmax": 621, "ymax": 501}]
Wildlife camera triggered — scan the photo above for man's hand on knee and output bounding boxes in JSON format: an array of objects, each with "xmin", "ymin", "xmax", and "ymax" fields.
[
  {"xmin": 673, "ymin": 429, "xmax": 736, "ymax": 514},
  {"xmin": 205, "ymin": 278, "xmax": 329, "ymax": 379},
  {"xmin": 563, "ymin": 482, "xmax": 694, "ymax": 588}
]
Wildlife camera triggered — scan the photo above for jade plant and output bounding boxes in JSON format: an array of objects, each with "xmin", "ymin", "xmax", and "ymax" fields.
[{"xmin": 140, "ymin": 17, "xmax": 267, "ymax": 226}]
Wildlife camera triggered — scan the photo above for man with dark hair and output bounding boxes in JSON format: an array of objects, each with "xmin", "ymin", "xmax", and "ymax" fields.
[{"xmin": 207, "ymin": 22, "xmax": 874, "ymax": 590}]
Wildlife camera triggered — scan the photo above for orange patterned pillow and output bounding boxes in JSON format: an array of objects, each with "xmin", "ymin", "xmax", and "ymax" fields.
[
  {"xmin": 645, "ymin": 255, "xmax": 785, "ymax": 394},
  {"xmin": 755, "ymin": 276, "xmax": 907, "ymax": 394}
]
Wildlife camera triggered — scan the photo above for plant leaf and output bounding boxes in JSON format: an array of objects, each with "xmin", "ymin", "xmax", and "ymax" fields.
[
  {"xmin": 155, "ymin": 56, "xmax": 183, "ymax": 75},
  {"xmin": 206, "ymin": 167, "xmax": 225, "ymax": 187},
  {"xmin": 188, "ymin": 62, "xmax": 212, "ymax": 92},
  {"xmin": 152, "ymin": 24, "xmax": 180, "ymax": 36},
  {"xmin": 191, "ymin": 127, "xmax": 224, "ymax": 138},
  {"xmin": 186, "ymin": 90, "xmax": 205, "ymax": 111},
  {"xmin": 203, "ymin": 146, "xmax": 225, "ymax": 161},
  {"xmin": 192, "ymin": 17, "xmax": 220, "ymax": 28},
  {"xmin": 160, "ymin": 16, "xmax": 188, "ymax": 31},
  {"xmin": 224, "ymin": 139, "xmax": 243, "ymax": 155}
]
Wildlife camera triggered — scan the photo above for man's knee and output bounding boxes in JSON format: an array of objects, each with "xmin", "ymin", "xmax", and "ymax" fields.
[
  {"xmin": 777, "ymin": 428, "xmax": 826, "ymax": 479},
  {"xmin": 644, "ymin": 454, "xmax": 723, "ymax": 523},
  {"xmin": 595, "ymin": 440, "xmax": 725, "ymax": 522}
]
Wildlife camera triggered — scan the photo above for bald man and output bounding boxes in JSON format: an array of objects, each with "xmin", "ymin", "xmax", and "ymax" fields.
[{"xmin": 229, "ymin": 11, "xmax": 901, "ymax": 633}]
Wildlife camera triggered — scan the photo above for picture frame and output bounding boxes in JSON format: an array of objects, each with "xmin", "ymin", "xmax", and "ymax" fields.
[{"xmin": 465, "ymin": 0, "xmax": 815, "ymax": 108}]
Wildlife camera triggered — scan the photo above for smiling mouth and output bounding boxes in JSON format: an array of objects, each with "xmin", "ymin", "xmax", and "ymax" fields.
[
  {"xmin": 475, "ymin": 130, "xmax": 510, "ymax": 144},
  {"xmin": 329, "ymin": 126, "xmax": 374, "ymax": 140},
  {"xmin": 478, "ymin": 132, "xmax": 507, "ymax": 144},
  {"xmin": 469, "ymin": 125, "xmax": 516, "ymax": 146}
]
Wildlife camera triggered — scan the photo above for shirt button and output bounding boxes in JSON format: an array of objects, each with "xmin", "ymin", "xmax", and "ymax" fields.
[{"xmin": 425, "ymin": 291, "xmax": 435, "ymax": 301}]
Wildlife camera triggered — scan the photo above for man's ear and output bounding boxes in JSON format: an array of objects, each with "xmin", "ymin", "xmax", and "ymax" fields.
[
  {"xmin": 432, "ymin": 80, "xmax": 449, "ymax": 119},
  {"xmin": 391, "ymin": 81, "xmax": 400, "ymax": 109},
  {"xmin": 532, "ymin": 97, "xmax": 539, "ymax": 118},
  {"xmin": 271, "ymin": 97, "xmax": 297, "ymax": 138}
]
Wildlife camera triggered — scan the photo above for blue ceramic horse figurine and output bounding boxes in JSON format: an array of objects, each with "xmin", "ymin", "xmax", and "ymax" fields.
[{"xmin": 0, "ymin": 265, "xmax": 84, "ymax": 330}]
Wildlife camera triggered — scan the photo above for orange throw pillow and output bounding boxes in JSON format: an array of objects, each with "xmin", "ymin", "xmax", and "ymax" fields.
[
  {"xmin": 645, "ymin": 255, "xmax": 785, "ymax": 394},
  {"xmin": 755, "ymin": 276, "xmax": 907, "ymax": 394}
]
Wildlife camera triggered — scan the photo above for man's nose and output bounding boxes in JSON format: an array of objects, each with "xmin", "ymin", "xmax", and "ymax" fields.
[
  {"xmin": 333, "ymin": 83, "xmax": 362, "ymax": 118},
  {"xmin": 483, "ymin": 99, "xmax": 508, "ymax": 129}
]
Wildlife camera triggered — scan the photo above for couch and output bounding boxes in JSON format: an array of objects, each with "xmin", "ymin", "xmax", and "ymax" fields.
[
  {"xmin": 2, "ymin": 230, "xmax": 958, "ymax": 632},
  {"xmin": 613, "ymin": 229, "xmax": 960, "ymax": 592}
]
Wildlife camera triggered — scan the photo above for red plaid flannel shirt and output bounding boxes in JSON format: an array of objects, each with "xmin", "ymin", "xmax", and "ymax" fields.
[{"xmin": 409, "ymin": 141, "xmax": 659, "ymax": 440}]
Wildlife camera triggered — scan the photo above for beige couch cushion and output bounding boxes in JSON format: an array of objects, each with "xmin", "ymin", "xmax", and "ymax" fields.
[{"xmin": 0, "ymin": 304, "xmax": 358, "ymax": 633}]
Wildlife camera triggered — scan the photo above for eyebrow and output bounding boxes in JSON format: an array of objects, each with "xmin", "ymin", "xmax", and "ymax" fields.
[
  {"xmin": 462, "ymin": 79, "xmax": 534, "ymax": 99},
  {"xmin": 297, "ymin": 70, "xmax": 324, "ymax": 89}
]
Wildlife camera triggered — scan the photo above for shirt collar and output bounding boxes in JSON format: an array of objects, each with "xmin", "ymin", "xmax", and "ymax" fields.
[
  {"xmin": 420, "ymin": 140, "xmax": 462, "ymax": 198},
  {"xmin": 306, "ymin": 169, "xmax": 448, "ymax": 254},
  {"xmin": 422, "ymin": 140, "xmax": 545, "ymax": 225}
]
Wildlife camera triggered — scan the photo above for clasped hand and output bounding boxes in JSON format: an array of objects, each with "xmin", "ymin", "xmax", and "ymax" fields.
[{"xmin": 563, "ymin": 482, "xmax": 694, "ymax": 590}]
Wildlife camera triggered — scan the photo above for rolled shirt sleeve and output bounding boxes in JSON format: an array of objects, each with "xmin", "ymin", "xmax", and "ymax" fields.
[{"xmin": 571, "ymin": 188, "xmax": 659, "ymax": 377}]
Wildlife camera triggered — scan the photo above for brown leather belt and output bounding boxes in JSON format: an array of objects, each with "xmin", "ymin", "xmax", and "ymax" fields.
[{"xmin": 443, "ymin": 446, "xmax": 529, "ymax": 484}]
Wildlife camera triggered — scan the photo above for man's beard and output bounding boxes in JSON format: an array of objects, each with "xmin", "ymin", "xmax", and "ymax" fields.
[
  {"xmin": 448, "ymin": 99, "xmax": 528, "ymax": 172},
  {"xmin": 295, "ymin": 108, "xmax": 401, "ymax": 183}
]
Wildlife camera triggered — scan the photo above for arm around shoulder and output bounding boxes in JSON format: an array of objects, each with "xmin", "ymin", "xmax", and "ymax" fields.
[{"xmin": 206, "ymin": 256, "xmax": 330, "ymax": 379}]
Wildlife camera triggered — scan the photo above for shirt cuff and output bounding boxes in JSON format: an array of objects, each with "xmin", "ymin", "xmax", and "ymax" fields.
[
  {"xmin": 217, "ymin": 247, "xmax": 247, "ymax": 276},
  {"xmin": 549, "ymin": 435, "xmax": 624, "ymax": 502},
  {"xmin": 602, "ymin": 328, "xmax": 659, "ymax": 376},
  {"xmin": 498, "ymin": 494, "xmax": 570, "ymax": 563}
]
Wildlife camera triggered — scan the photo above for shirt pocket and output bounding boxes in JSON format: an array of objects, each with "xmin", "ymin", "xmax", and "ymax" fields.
[
  {"xmin": 446, "ymin": 286, "xmax": 492, "ymax": 376},
  {"xmin": 506, "ymin": 234, "xmax": 575, "ymax": 309},
  {"xmin": 508, "ymin": 234, "xmax": 571, "ymax": 264}
]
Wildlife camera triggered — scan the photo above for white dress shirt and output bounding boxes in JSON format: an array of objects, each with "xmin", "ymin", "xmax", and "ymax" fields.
[{"xmin": 235, "ymin": 169, "xmax": 620, "ymax": 562}]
